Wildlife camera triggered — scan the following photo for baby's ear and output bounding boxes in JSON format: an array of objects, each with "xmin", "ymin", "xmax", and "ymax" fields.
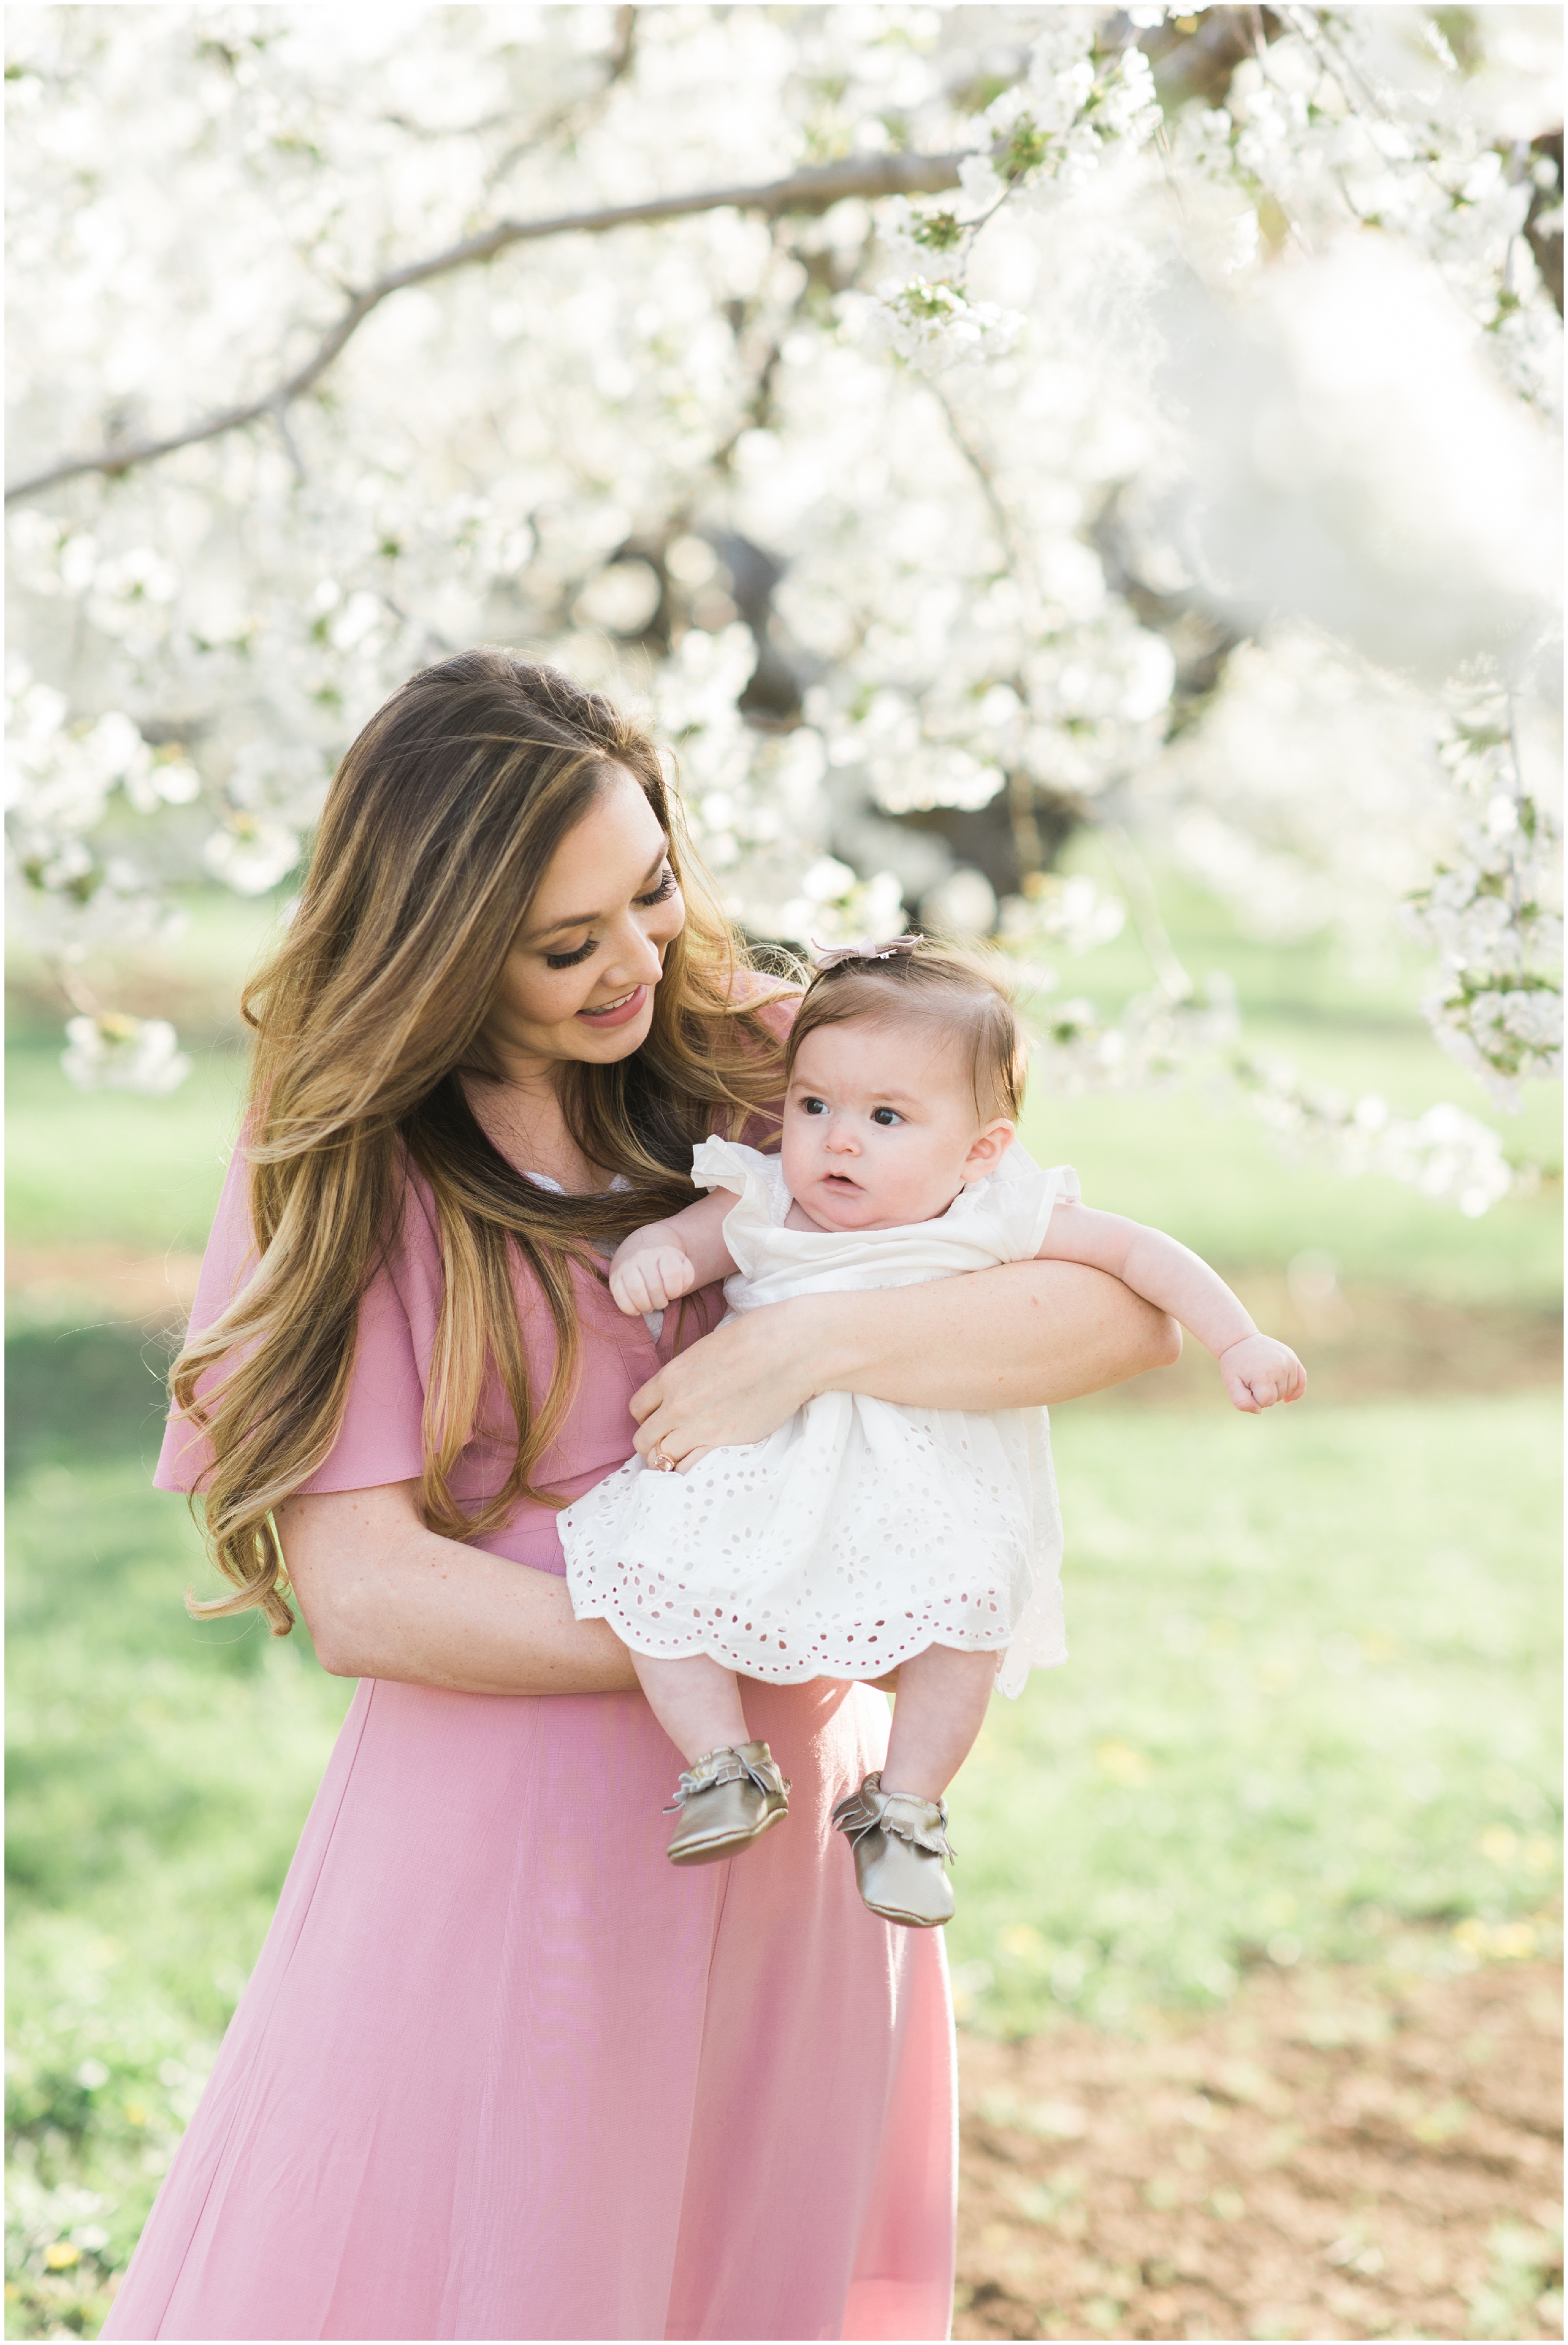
[{"xmin": 963, "ymin": 1118, "xmax": 1015, "ymax": 1179}]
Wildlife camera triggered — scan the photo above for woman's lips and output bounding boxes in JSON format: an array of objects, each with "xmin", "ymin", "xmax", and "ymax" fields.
[{"xmin": 576, "ymin": 984, "xmax": 649, "ymax": 1028}]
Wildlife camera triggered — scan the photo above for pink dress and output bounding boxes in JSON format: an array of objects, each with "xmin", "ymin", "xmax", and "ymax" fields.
[{"xmin": 100, "ymin": 1124, "xmax": 957, "ymax": 2342}]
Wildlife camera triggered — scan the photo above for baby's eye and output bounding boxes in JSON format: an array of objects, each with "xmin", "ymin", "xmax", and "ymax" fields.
[
  {"xmin": 870, "ymin": 1107, "xmax": 903, "ymax": 1127},
  {"xmin": 545, "ymin": 938, "xmax": 596, "ymax": 969},
  {"xmin": 800, "ymin": 1095, "xmax": 829, "ymax": 1116}
]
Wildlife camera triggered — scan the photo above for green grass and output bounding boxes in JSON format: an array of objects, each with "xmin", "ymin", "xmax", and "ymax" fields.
[
  {"xmin": 5, "ymin": 1047, "xmax": 248, "ymax": 1261},
  {"xmin": 5, "ymin": 1352, "xmax": 1560, "ymax": 2319},
  {"xmin": 948, "ymin": 1391, "xmax": 1562, "ymax": 2034},
  {"xmin": 6, "ymin": 1326, "xmax": 353, "ymax": 2328}
]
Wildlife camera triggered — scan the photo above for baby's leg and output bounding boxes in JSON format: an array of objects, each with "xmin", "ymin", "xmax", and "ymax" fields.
[
  {"xmin": 882, "ymin": 1645, "xmax": 999, "ymax": 1802},
  {"xmin": 633, "ymin": 1651, "xmax": 750, "ymax": 1763},
  {"xmin": 635, "ymin": 1652, "xmax": 788, "ymax": 1868}
]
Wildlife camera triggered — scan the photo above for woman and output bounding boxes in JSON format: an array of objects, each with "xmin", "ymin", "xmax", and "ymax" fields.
[{"xmin": 103, "ymin": 652, "xmax": 1177, "ymax": 2343}]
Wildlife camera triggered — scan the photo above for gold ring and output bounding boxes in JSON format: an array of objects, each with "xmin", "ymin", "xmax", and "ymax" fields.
[{"xmin": 653, "ymin": 1444, "xmax": 676, "ymax": 1474}]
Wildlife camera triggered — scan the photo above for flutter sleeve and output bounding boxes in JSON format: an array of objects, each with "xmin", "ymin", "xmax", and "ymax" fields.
[
  {"xmin": 977, "ymin": 1146, "xmax": 1082, "ymax": 1263},
  {"xmin": 153, "ymin": 1141, "xmax": 432, "ymax": 1499},
  {"xmin": 689, "ymin": 1135, "xmax": 792, "ymax": 1281},
  {"xmin": 690, "ymin": 1137, "xmax": 790, "ymax": 1214},
  {"xmin": 152, "ymin": 1139, "xmax": 258, "ymax": 1494}
]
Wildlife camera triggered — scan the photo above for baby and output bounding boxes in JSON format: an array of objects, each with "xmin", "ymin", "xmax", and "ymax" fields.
[{"xmin": 560, "ymin": 940, "xmax": 1305, "ymax": 1928}]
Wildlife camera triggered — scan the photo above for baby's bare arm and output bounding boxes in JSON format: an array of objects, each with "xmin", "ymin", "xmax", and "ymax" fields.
[
  {"xmin": 1037, "ymin": 1203, "xmax": 1306, "ymax": 1412},
  {"xmin": 608, "ymin": 1189, "xmax": 739, "ymax": 1316}
]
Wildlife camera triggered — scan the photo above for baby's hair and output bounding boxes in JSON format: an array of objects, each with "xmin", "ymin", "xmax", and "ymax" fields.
[{"xmin": 785, "ymin": 937, "xmax": 1028, "ymax": 1123}]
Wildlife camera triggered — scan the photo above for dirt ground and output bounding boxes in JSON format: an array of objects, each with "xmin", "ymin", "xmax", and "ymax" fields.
[{"xmin": 955, "ymin": 1954, "xmax": 1562, "ymax": 2342}]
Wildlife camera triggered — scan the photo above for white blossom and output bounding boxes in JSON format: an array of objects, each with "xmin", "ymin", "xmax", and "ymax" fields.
[
  {"xmin": 61, "ymin": 1013, "xmax": 191, "ymax": 1097},
  {"xmin": 202, "ymin": 815, "xmax": 304, "ymax": 896},
  {"xmin": 3, "ymin": 5, "xmax": 1558, "ymax": 1190},
  {"xmin": 1000, "ymin": 873, "xmax": 1126, "ymax": 957},
  {"xmin": 863, "ymin": 275, "xmax": 1025, "ymax": 375}
]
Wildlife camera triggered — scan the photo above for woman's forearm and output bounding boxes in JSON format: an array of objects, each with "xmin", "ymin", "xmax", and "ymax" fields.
[
  {"xmin": 629, "ymin": 1260, "xmax": 1180, "ymax": 1462},
  {"xmin": 275, "ymin": 1482, "xmax": 640, "ymax": 1696},
  {"xmin": 806, "ymin": 1259, "xmax": 1181, "ymax": 1409}
]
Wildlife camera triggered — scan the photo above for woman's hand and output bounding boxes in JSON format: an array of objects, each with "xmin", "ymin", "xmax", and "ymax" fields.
[
  {"xmin": 632, "ymin": 1258, "xmax": 1180, "ymax": 1467},
  {"xmin": 631, "ymin": 1300, "xmax": 822, "ymax": 1465}
]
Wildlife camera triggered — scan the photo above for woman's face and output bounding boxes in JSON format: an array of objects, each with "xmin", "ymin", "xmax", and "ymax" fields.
[{"xmin": 477, "ymin": 765, "xmax": 686, "ymax": 1077}]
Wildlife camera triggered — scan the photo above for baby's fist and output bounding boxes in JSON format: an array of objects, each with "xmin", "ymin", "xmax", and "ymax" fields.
[
  {"xmin": 609, "ymin": 1245, "xmax": 697, "ymax": 1316},
  {"xmin": 1220, "ymin": 1334, "xmax": 1306, "ymax": 1413}
]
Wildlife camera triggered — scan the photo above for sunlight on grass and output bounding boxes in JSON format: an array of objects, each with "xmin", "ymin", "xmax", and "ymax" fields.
[
  {"xmin": 949, "ymin": 1393, "xmax": 1562, "ymax": 2034},
  {"xmin": 6, "ymin": 1337, "xmax": 353, "ymax": 2316}
]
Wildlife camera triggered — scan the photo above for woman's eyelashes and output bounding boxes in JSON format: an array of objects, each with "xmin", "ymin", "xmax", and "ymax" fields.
[
  {"xmin": 545, "ymin": 937, "xmax": 596, "ymax": 969},
  {"xmin": 543, "ymin": 870, "xmax": 679, "ymax": 967}
]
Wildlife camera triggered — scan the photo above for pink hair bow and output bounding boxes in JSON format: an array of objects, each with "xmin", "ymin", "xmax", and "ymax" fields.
[{"xmin": 810, "ymin": 932, "xmax": 923, "ymax": 971}]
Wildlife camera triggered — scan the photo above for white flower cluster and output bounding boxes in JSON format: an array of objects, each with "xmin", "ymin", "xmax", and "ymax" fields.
[
  {"xmin": 61, "ymin": 1013, "xmax": 191, "ymax": 1097},
  {"xmin": 776, "ymin": 857, "xmax": 906, "ymax": 955},
  {"xmin": 202, "ymin": 741, "xmax": 332, "ymax": 896},
  {"xmin": 862, "ymin": 276, "xmax": 1025, "ymax": 377},
  {"xmin": 867, "ymin": 31, "xmax": 1160, "ymax": 371},
  {"xmin": 3, "ymin": 6, "xmax": 1559, "ymax": 1178},
  {"xmin": 1404, "ymin": 677, "xmax": 1564, "ymax": 1110},
  {"xmin": 4, "ymin": 659, "xmax": 191, "ymax": 977},
  {"xmin": 1168, "ymin": 13, "xmax": 1561, "ymax": 414},
  {"xmin": 1018, "ymin": 974, "xmax": 1242, "ymax": 1099},
  {"xmin": 955, "ymin": 32, "xmax": 1163, "ymax": 213},
  {"xmin": 1000, "ymin": 873, "xmax": 1126, "ymax": 959},
  {"xmin": 639, "ymin": 622, "xmax": 843, "ymax": 946},
  {"xmin": 1235, "ymin": 1063, "xmax": 1515, "ymax": 1220},
  {"xmin": 1019, "ymin": 970, "xmax": 1518, "ymax": 1215}
]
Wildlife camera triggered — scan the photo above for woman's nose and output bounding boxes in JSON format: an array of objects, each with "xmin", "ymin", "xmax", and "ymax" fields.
[{"xmin": 608, "ymin": 919, "xmax": 665, "ymax": 982}]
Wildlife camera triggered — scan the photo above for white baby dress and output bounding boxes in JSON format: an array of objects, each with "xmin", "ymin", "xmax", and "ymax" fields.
[{"xmin": 560, "ymin": 1137, "xmax": 1080, "ymax": 1699}]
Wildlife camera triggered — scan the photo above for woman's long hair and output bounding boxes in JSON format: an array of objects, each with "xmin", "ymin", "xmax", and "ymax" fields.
[{"xmin": 173, "ymin": 651, "xmax": 792, "ymax": 1633}]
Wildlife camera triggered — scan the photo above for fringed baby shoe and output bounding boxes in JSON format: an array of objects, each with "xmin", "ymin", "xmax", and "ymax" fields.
[
  {"xmin": 832, "ymin": 1770, "xmax": 956, "ymax": 1928},
  {"xmin": 664, "ymin": 1741, "xmax": 791, "ymax": 1866}
]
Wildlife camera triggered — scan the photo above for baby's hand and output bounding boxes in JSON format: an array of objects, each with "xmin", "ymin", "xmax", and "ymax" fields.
[
  {"xmin": 1219, "ymin": 1334, "xmax": 1306, "ymax": 1413},
  {"xmin": 609, "ymin": 1245, "xmax": 698, "ymax": 1317}
]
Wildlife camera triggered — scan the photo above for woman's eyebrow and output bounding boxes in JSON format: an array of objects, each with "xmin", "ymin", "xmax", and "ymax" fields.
[{"xmin": 526, "ymin": 839, "xmax": 669, "ymax": 939}]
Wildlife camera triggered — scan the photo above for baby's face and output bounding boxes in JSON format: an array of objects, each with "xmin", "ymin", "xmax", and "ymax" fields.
[{"xmin": 781, "ymin": 1018, "xmax": 1012, "ymax": 1233}]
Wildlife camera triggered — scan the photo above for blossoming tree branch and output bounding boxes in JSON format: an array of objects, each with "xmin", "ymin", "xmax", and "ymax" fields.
[{"xmin": 6, "ymin": 3, "xmax": 1561, "ymax": 1211}]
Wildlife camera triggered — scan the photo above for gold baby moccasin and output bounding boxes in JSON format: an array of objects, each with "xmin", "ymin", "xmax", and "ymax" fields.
[
  {"xmin": 831, "ymin": 1770, "xmax": 956, "ymax": 1928},
  {"xmin": 664, "ymin": 1741, "xmax": 791, "ymax": 1866}
]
